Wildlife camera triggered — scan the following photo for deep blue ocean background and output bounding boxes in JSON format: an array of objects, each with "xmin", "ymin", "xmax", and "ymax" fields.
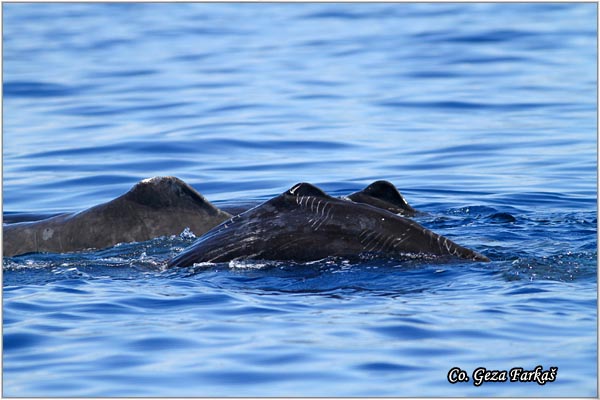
[{"xmin": 2, "ymin": 3, "xmax": 597, "ymax": 397}]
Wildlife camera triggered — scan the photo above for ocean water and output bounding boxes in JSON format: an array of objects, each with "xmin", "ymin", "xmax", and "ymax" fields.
[{"xmin": 2, "ymin": 3, "xmax": 597, "ymax": 397}]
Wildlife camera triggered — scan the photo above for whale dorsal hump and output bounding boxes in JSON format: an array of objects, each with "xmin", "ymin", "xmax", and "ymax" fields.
[
  {"xmin": 285, "ymin": 182, "xmax": 328, "ymax": 198},
  {"xmin": 360, "ymin": 180, "xmax": 409, "ymax": 206},
  {"xmin": 123, "ymin": 176, "xmax": 215, "ymax": 210},
  {"xmin": 347, "ymin": 180, "xmax": 417, "ymax": 216}
]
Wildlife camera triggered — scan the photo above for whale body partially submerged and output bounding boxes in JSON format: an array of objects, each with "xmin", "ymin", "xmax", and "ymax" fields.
[
  {"xmin": 3, "ymin": 177, "xmax": 231, "ymax": 257},
  {"xmin": 3, "ymin": 176, "xmax": 489, "ymax": 264},
  {"xmin": 168, "ymin": 182, "xmax": 489, "ymax": 267}
]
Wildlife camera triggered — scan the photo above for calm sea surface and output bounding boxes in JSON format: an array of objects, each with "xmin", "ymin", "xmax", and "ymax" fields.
[{"xmin": 2, "ymin": 3, "xmax": 597, "ymax": 397}]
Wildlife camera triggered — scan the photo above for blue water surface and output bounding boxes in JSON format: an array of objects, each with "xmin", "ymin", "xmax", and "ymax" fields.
[{"xmin": 2, "ymin": 3, "xmax": 597, "ymax": 397}]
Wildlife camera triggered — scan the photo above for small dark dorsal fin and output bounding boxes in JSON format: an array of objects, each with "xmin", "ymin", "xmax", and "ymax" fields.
[
  {"xmin": 285, "ymin": 182, "xmax": 328, "ymax": 198},
  {"xmin": 347, "ymin": 180, "xmax": 417, "ymax": 216},
  {"xmin": 361, "ymin": 180, "xmax": 409, "ymax": 206}
]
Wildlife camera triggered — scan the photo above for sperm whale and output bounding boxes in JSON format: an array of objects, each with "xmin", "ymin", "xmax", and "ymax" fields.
[
  {"xmin": 3, "ymin": 177, "xmax": 422, "ymax": 257},
  {"xmin": 168, "ymin": 182, "xmax": 489, "ymax": 267},
  {"xmin": 3, "ymin": 176, "xmax": 231, "ymax": 257}
]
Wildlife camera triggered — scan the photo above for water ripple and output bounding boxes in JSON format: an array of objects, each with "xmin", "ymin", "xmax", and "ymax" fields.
[
  {"xmin": 4, "ymin": 81, "xmax": 80, "ymax": 98},
  {"xmin": 377, "ymin": 100, "xmax": 570, "ymax": 111},
  {"xmin": 3, "ymin": 2, "xmax": 596, "ymax": 397}
]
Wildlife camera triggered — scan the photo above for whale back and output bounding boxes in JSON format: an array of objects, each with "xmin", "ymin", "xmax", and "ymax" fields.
[
  {"xmin": 167, "ymin": 182, "xmax": 489, "ymax": 267},
  {"xmin": 3, "ymin": 177, "xmax": 231, "ymax": 256}
]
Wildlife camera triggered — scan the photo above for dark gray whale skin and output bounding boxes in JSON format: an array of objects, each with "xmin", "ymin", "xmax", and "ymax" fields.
[
  {"xmin": 218, "ymin": 180, "xmax": 419, "ymax": 216},
  {"xmin": 168, "ymin": 182, "xmax": 489, "ymax": 267},
  {"xmin": 2, "ymin": 177, "xmax": 416, "ymax": 257},
  {"xmin": 3, "ymin": 177, "xmax": 231, "ymax": 257},
  {"xmin": 346, "ymin": 180, "xmax": 418, "ymax": 216}
]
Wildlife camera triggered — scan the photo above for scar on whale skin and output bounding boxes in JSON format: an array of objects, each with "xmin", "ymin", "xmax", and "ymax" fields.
[
  {"xmin": 168, "ymin": 182, "xmax": 490, "ymax": 267},
  {"xmin": 4, "ymin": 178, "xmax": 488, "ymax": 264},
  {"xmin": 3, "ymin": 178, "xmax": 416, "ymax": 256}
]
